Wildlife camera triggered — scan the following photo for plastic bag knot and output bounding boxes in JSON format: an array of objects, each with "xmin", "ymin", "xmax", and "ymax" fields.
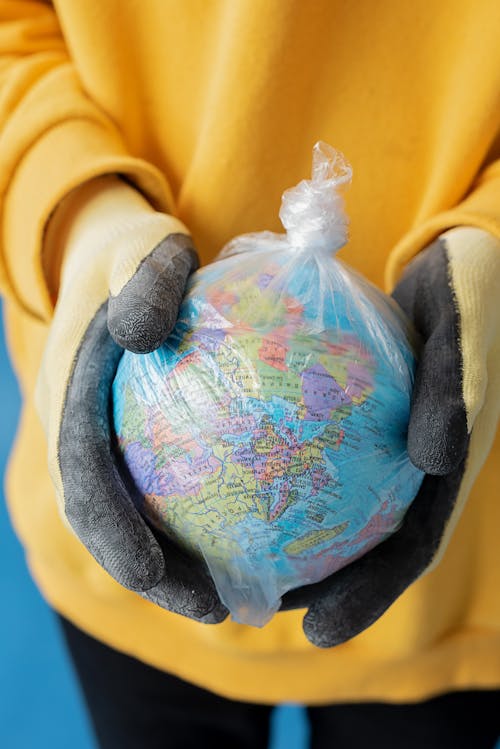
[{"xmin": 279, "ymin": 142, "xmax": 352, "ymax": 255}]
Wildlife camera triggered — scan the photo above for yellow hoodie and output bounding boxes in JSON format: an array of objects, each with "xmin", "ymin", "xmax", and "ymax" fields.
[{"xmin": 1, "ymin": 0, "xmax": 500, "ymax": 704}]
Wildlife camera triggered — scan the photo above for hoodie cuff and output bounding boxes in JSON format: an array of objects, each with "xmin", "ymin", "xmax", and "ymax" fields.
[
  {"xmin": 2, "ymin": 117, "xmax": 173, "ymax": 321},
  {"xmin": 385, "ymin": 159, "xmax": 500, "ymax": 291}
]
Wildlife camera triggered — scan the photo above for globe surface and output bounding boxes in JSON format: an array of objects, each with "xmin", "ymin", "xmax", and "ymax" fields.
[{"xmin": 112, "ymin": 248, "xmax": 424, "ymax": 625}]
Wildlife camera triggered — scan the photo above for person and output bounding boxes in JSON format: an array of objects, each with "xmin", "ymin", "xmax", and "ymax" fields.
[{"xmin": 1, "ymin": 1, "xmax": 499, "ymax": 747}]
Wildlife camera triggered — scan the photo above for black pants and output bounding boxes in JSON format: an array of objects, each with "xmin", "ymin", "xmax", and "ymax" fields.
[{"xmin": 58, "ymin": 615, "xmax": 500, "ymax": 749}]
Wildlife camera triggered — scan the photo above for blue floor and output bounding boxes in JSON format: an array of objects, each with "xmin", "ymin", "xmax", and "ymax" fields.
[{"xmin": 0, "ymin": 302, "xmax": 308, "ymax": 748}]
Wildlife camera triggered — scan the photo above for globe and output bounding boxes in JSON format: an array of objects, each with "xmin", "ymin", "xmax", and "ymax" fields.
[{"xmin": 112, "ymin": 245, "xmax": 425, "ymax": 627}]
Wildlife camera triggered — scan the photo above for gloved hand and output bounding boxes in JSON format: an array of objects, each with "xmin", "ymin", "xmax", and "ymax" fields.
[
  {"xmin": 35, "ymin": 175, "xmax": 228, "ymax": 624},
  {"xmin": 281, "ymin": 226, "xmax": 500, "ymax": 647}
]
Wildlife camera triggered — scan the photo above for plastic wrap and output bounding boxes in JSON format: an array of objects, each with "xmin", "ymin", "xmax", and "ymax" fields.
[{"xmin": 112, "ymin": 143, "xmax": 424, "ymax": 627}]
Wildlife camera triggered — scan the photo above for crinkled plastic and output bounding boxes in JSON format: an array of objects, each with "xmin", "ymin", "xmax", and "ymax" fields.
[{"xmin": 112, "ymin": 142, "xmax": 425, "ymax": 627}]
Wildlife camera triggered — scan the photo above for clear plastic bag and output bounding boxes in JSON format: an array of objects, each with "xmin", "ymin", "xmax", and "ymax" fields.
[{"xmin": 112, "ymin": 142, "xmax": 424, "ymax": 627}]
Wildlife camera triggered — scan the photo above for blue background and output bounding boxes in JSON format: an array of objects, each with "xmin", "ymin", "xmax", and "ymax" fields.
[{"xmin": 0, "ymin": 302, "xmax": 308, "ymax": 748}]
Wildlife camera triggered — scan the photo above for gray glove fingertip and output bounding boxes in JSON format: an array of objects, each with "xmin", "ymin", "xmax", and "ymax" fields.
[
  {"xmin": 407, "ymin": 383, "xmax": 469, "ymax": 475},
  {"xmin": 108, "ymin": 234, "xmax": 199, "ymax": 354},
  {"xmin": 392, "ymin": 239, "xmax": 469, "ymax": 476},
  {"xmin": 301, "ymin": 559, "xmax": 395, "ymax": 649},
  {"xmin": 141, "ymin": 583, "xmax": 229, "ymax": 624},
  {"xmin": 405, "ymin": 314, "xmax": 469, "ymax": 476},
  {"xmin": 139, "ymin": 530, "xmax": 229, "ymax": 623}
]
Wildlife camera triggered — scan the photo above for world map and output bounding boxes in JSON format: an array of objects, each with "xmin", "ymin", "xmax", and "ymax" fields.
[{"xmin": 112, "ymin": 247, "xmax": 424, "ymax": 626}]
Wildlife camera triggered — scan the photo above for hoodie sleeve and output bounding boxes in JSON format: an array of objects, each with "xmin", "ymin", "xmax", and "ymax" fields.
[
  {"xmin": 385, "ymin": 155, "xmax": 500, "ymax": 289},
  {"xmin": 0, "ymin": 1, "xmax": 173, "ymax": 321}
]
